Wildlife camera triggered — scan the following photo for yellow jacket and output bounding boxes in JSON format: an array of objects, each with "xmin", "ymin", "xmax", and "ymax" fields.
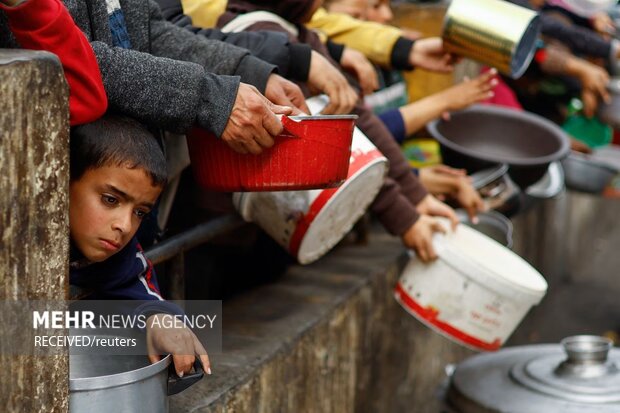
[
  {"xmin": 179, "ymin": 0, "xmax": 406, "ymax": 68},
  {"xmin": 307, "ymin": 8, "xmax": 403, "ymax": 67}
]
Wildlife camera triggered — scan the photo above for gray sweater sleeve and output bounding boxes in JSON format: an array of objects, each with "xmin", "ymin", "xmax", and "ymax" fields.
[
  {"xmin": 147, "ymin": 0, "xmax": 276, "ymax": 92},
  {"xmin": 91, "ymin": 42, "xmax": 240, "ymax": 136}
]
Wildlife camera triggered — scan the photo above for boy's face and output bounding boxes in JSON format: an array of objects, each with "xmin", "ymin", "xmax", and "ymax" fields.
[
  {"xmin": 326, "ymin": 0, "xmax": 369, "ymax": 20},
  {"xmin": 70, "ymin": 165, "xmax": 161, "ymax": 263},
  {"xmin": 367, "ymin": 0, "xmax": 392, "ymax": 24}
]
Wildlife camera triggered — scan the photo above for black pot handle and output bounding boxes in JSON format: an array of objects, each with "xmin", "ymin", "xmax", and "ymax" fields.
[{"xmin": 167, "ymin": 356, "xmax": 205, "ymax": 396}]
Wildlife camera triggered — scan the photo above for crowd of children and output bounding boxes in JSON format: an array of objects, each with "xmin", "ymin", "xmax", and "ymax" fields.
[{"xmin": 2, "ymin": 0, "xmax": 618, "ymax": 388}]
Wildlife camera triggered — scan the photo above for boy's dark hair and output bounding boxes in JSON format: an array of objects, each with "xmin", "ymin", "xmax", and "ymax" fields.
[{"xmin": 70, "ymin": 115, "xmax": 167, "ymax": 186}]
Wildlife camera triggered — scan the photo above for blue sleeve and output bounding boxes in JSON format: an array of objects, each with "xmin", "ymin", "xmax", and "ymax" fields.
[{"xmin": 378, "ymin": 108, "xmax": 407, "ymax": 144}]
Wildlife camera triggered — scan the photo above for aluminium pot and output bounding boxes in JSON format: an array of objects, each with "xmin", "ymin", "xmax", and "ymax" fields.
[
  {"xmin": 598, "ymin": 78, "xmax": 620, "ymax": 129},
  {"xmin": 561, "ymin": 152, "xmax": 618, "ymax": 194},
  {"xmin": 455, "ymin": 209, "xmax": 513, "ymax": 248},
  {"xmin": 445, "ymin": 335, "xmax": 620, "ymax": 413},
  {"xmin": 427, "ymin": 105, "xmax": 571, "ymax": 189},
  {"xmin": 70, "ymin": 354, "xmax": 203, "ymax": 413}
]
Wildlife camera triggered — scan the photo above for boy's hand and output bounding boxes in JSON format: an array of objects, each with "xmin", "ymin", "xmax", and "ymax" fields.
[
  {"xmin": 264, "ymin": 74, "xmax": 309, "ymax": 115},
  {"xmin": 146, "ymin": 313, "xmax": 211, "ymax": 377},
  {"xmin": 416, "ymin": 194, "xmax": 459, "ymax": 229},
  {"xmin": 453, "ymin": 178, "xmax": 486, "ymax": 223},
  {"xmin": 408, "ymin": 37, "xmax": 457, "ymax": 73},
  {"xmin": 222, "ymin": 82, "xmax": 292, "ymax": 155},
  {"xmin": 307, "ymin": 51, "xmax": 358, "ymax": 114},
  {"xmin": 442, "ymin": 70, "xmax": 498, "ymax": 112},
  {"xmin": 401, "ymin": 215, "xmax": 446, "ymax": 262},
  {"xmin": 340, "ymin": 47, "xmax": 379, "ymax": 96}
]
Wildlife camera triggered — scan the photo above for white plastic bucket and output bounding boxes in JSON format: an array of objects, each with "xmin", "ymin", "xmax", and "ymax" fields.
[
  {"xmin": 395, "ymin": 221, "xmax": 547, "ymax": 351},
  {"xmin": 233, "ymin": 127, "xmax": 387, "ymax": 264}
]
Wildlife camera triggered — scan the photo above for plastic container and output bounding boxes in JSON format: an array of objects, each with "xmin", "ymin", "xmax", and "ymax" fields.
[
  {"xmin": 233, "ymin": 127, "xmax": 387, "ymax": 264},
  {"xmin": 395, "ymin": 220, "xmax": 547, "ymax": 351},
  {"xmin": 186, "ymin": 115, "xmax": 357, "ymax": 192}
]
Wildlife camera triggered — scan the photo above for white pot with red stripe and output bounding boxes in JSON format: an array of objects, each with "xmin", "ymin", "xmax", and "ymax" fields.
[
  {"xmin": 233, "ymin": 126, "xmax": 387, "ymax": 264},
  {"xmin": 395, "ymin": 220, "xmax": 547, "ymax": 351}
]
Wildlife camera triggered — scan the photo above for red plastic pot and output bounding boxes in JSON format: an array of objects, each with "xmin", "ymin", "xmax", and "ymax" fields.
[{"xmin": 186, "ymin": 115, "xmax": 358, "ymax": 192}]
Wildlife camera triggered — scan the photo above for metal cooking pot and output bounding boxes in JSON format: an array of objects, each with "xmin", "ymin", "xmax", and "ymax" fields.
[
  {"xmin": 445, "ymin": 335, "xmax": 620, "ymax": 413},
  {"xmin": 70, "ymin": 353, "xmax": 203, "ymax": 413},
  {"xmin": 427, "ymin": 105, "xmax": 571, "ymax": 189},
  {"xmin": 442, "ymin": 0, "xmax": 540, "ymax": 78},
  {"xmin": 455, "ymin": 209, "xmax": 513, "ymax": 248},
  {"xmin": 561, "ymin": 152, "xmax": 618, "ymax": 194},
  {"xmin": 598, "ymin": 78, "xmax": 620, "ymax": 130}
]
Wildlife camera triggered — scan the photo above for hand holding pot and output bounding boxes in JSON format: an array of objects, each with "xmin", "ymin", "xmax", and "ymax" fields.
[
  {"xmin": 264, "ymin": 74, "xmax": 309, "ymax": 115},
  {"xmin": 408, "ymin": 37, "xmax": 457, "ymax": 73},
  {"xmin": 416, "ymin": 194, "xmax": 459, "ymax": 229},
  {"xmin": 146, "ymin": 313, "xmax": 211, "ymax": 377},
  {"xmin": 221, "ymin": 83, "xmax": 293, "ymax": 155},
  {"xmin": 401, "ymin": 215, "xmax": 446, "ymax": 262}
]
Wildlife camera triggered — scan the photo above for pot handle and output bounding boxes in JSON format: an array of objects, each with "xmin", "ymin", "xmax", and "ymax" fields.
[
  {"xmin": 278, "ymin": 114, "xmax": 302, "ymax": 138},
  {"xmin": 167, "ymin": 357, "xmax": 205, "ymax": 396}
]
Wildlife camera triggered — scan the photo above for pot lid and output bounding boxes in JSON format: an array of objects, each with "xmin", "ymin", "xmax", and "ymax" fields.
[{"xmin": 448, "ymin": 336, "xmax": 620, "ymax": 413}]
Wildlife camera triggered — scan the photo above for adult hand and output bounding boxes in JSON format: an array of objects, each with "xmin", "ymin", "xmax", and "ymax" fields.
[
  {"xmin": 408, "ymin": 37, "xmax": 457, "ymax": 73},
  {"xmin": 264, "ymin": 74, "xmax": 309, "ymax": 115},
  {"xmin": 579, "ymin": 62, "xmax": 610, "ymax": 117},
  {"xmin": 340, "ymin": 47, "xmax": 379, "ymax": 96},
  {"xmin": 401, "ymin": 215, "xmax": 446, "ymax": 262},
  {"xmin": 416, "ymin": 194, "xmax": 459, "ymax": 229},
  {"xmin": 221, "ymin": 83, "xmax": 292, "ymax": 155},
  {"xmin": 307, "ymin": 50, "xmax": 358, "ymax": 114},
  {"xmin": 146, "ymin": 313, "xmax": 211, "ymax": 377}
]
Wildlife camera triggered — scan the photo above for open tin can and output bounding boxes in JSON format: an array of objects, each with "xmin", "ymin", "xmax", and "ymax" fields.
[{"xmin": 442, "ymin": 0, "xmax": 541, "ymax": 78}]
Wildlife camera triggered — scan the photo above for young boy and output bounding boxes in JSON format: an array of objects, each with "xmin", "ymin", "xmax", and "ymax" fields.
[{"xmin": 69, "ymin": 115, "xmax": 210, "ymax": 377}]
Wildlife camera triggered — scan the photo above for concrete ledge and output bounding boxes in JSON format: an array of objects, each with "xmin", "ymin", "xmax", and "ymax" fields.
[{"xmin": 171, "ymin": 228, "xmax": 474, "ymax": 413}]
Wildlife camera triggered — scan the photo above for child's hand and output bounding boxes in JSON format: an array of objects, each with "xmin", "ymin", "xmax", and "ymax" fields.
[
  {"xmin": 401, "ymin": 215, "xmax": 446, "ymax": 262},
  {"xmin": 441, "ymin": 70, "xmax": 498, "ymax": 113},
  {"xmin": 415, "ymin": 194, "xmax": 459, "ymax": 229},
  {"xmin": 453, "ymin": 177, "xmax": 486, "ymax": 223},
  {"xmin": 340, "ymin": 47, "xmax": 379, "ymax": 96},
  {"xmin": 307, "ymin": 50, "xmax": 358, "ymax": 114},
  {"xmin": 146, "ymin": 313, "xmax": 211, "ymax": 377},
  {"xmin": 408, "ymin": 37, "xmax": 457, "ymax": 73}
]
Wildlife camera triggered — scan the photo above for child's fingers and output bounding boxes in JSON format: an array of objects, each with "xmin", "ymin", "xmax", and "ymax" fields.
[
  {"xmin": 173, "ymin": 354, "xmax": 195, "ymax": 377},
  {"xmin": 192, "ymin": 335, "xmax": 212, "ymax": 375},
  {"xmin": 148, "ymin": 354, "xmax": 161, "ymax": 364}
]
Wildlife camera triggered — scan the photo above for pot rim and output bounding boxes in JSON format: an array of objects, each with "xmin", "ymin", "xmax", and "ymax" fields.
[
  {"xmin": 427, "ymin": 105, "xmax": 571, "ymax": 166},
  {"xmin": 69, "ymin": 354, "xmax": 171, "ymax": 392},
  {"xmin": 455, "ymin": 209, "xmax": 514, "ymax": 249}
]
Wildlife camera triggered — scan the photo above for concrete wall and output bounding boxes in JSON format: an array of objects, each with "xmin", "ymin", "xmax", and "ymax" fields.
[
  {"xmin": 0, "ymin": 50, "xmax": 70, "ymax": 413},
  {"xmin": 171, "ymin": 231, "xmax": 474, "ymax": 413}
]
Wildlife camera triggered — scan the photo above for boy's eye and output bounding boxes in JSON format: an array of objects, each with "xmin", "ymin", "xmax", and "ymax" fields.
[
  {"xmin": 101, "ymin": 194, "xmax": 118, "ymax": 206},
  {"xmin": 134, "ymin": 209, "xmax": 149, "ymax": 219}
]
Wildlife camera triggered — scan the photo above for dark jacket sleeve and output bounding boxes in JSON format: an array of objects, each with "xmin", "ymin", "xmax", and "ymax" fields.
[
  {"xmin": 148, "ymin": 0, "xmax": 276, "ymax": 92},
  {"xmin": 155, "ymin": 0, "xmax": 312, "ymax": 81},
  {"xmin": 91, "ymin": 41, "xmax": 240, "ymax": 137},
  {"xmin": 508, "ymin": 0, "xmax": 612, "ymax": 59}
]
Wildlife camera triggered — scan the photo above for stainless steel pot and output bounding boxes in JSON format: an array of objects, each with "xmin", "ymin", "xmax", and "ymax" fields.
[
  {"xmin": 561, "ymin": 152, "xmax": 618, "ymax": 194},
  {"xmin": 455, "ymin": 209, "xmax": 513, "ymax": 248},
  {"xmin": 70, "ymin": 354, "xmax": 203, "ymax": 413},
  {"xmin": 598, "ymin": 78, "xmax": 620, "ymax": 129},
  {"xmin": 445, "ymin": 335, "xmax": 620, "ymax": 413}
]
